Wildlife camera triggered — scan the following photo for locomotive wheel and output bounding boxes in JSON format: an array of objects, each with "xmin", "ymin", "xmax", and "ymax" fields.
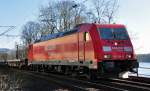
[
  {"xmin": 64, "ymin": 66, "xmax": 72, "ymax": 75},
  {"xmin": 88, "ymin": 69, "xmax": 97, "ymax": 80}
]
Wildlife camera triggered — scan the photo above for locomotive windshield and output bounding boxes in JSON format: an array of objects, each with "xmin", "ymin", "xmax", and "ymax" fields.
[{"xmin": 98, "ymin": 28, "xmax": 129, "ymax": 40}]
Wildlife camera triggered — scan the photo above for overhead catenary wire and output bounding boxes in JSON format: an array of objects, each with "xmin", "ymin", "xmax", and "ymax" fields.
[
  {"xmin": 0, "ymin": 26, "xmax": 16, "ymax": 36},
  {"xmin": 4, "ymin": 34, "xmax": 20, "ymax": 37},
  {"xmin": 0, "ymin": 26, "xmax": 20, "ymax": 37}
]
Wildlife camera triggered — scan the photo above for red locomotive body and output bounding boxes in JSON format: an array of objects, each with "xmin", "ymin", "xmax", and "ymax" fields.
[{"xmin": 27, "ymin": 23, "xmax": 138, "ymax": 78}]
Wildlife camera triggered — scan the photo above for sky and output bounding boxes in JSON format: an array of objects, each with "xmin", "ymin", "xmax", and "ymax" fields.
[
  {"xmin": 116, "ymin": 0, "xmax": 150, "ymax": 54},
  {"xmin": 0, "ymin": 0, "xmax": 49, "ymax": 49},
  {"xmin": 0, "ymin": 0, "xmax": 149, "ymax": 54}
]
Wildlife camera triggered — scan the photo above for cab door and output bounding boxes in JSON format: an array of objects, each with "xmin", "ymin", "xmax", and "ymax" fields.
[
  {"xmin": 78, "ymin": 32, "xmax": 89, "ymax": 61},
  {"xmin": 78, "ymin": 32, "xmax": 85, "ymax": 61}
]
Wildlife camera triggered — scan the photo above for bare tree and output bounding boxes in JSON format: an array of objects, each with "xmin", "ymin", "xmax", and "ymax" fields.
[
  {"xmin": 0, "ymin": 53, "xmax": 8, "ymax": 62},
  {"xmin": 72, "ymin": 3, "xmax": 87, "ymax": 25},
  {"xmin": 21, "ymin": 21, "xmax": 41, "ymax": 46},
  {"xmin": 89, "ymin": 0, "xmax": 119, "ymax": 24},
  {"xmin": 103, "ymin": 0, "xmax": 119, "ymax": 23},
  {"xmin": 7, "ymin": 50, "xmax": 16, "ymax": 60},
  {"xmin": 20, "ymin": 0, "xmax": 119, "ymax": 47},
  {"xmin": 39, "ymin": 2, "xmax": 58, "ymax": 34},
  {"xmin": 39, "ymin": 0, "xmax": 87, "ymax": 34}
]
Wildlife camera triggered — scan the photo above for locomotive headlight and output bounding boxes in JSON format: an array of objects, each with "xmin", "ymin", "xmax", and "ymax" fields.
[
  {"xmin": 104, "ymin": 54, "xmax": 112, "ymax": 59},
  {"xmin": 103, "ymin": 46, "xmax": 112, "ymax": 52},
  {"xmin": 126, "ymin": 54, "xmax": 132, "ymax": 59},
  {"xmin": 124, "ymin": 47, "xmax": 132, "ymax": 52}
]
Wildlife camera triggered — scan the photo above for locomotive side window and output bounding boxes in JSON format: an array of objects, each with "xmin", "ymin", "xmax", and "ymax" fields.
[{"xmin": 84, "ymin": 32, "xmax": 90, "ymax": 41}]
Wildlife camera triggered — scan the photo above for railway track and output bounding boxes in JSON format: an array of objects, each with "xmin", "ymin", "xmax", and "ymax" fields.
[
  {"xmin": 12, "ymin": 68, "xmax": 126, "ymax": 91},
  {"xmin": 21, "ymin": 71, "xmax": 88, "ymax": 91},
  {"xmin": 11, "ymin": 68, "xmax": 150, "ymax": 91},
  {"xmin": 128, "ymin": 76, "xmax": 150, "ymax": 84},
  {"xmin": 24, "ymin": 71, "xmax": 126, "ymax": 91},
  {"xmin": 96, "ymin": 77, "xmax": 150, "ymax": 91}
]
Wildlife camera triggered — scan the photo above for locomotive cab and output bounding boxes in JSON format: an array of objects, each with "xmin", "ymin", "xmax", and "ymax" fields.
[{"xmin": 94, "ymin": 24, "xmax": 139, "ymax": 77}]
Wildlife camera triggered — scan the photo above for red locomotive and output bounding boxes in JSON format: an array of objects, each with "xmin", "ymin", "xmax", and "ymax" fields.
[{"xmin": 27, "ymin": 23, "xmax": 139, "ymax": 79}]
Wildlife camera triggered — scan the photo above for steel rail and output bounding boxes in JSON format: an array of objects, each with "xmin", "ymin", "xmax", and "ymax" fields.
[
  {"xmin": 109, "ymin": 78, "xmax": 150, "ymax": 87},
  {"xmin": 28, "ymin": 71, "xmax": 127, "ymax": 91},
  {"xmin": 16, "ymin": 70, "xmax": 88, "ymax": 91},
  {"xmin": 97, "ymin": 78, "xmax": 150, "ymax": 91},
  {"xmin": 128, "ymin": 76, "xmax": 150, "ymax": 84},
  {"xmin": 14, "ymin": 68, "xmax": 126, "ymax": 91},
  {"xmin": 10, "ymin": 67, "xmax": 150, "ymax": 91}
]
